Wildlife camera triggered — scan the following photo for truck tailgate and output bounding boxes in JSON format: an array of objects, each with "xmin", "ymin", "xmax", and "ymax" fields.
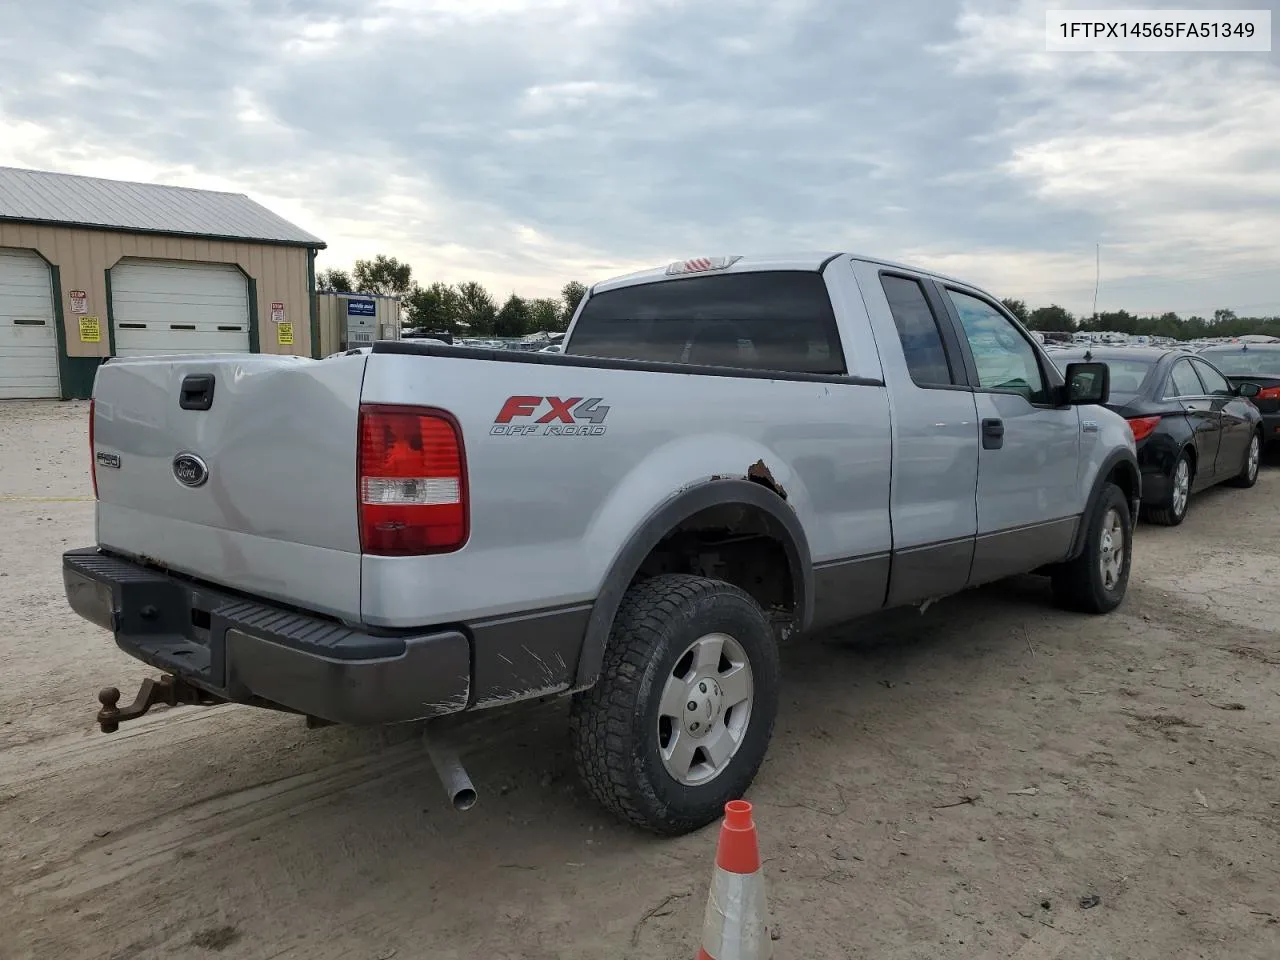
[{"xmin": 91, "ymin": 353, "xmax": 367, "ymax": 621}]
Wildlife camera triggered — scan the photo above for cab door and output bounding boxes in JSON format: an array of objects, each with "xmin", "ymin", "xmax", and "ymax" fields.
[
  {"xmin": 933, "ymin": 286, "xmax": 1082, "ymax": 585},
  {"xmin": 850, "ymin": 262, "xmax": 979, "ymax": 606}
]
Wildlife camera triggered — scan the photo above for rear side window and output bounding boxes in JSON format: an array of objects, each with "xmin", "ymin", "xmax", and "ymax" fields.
[
  {"xmin": 1167, "ymin": 359, "xmax": 1204, "ymax": 398},
  {"xmin": 566, "ymin": 271, "xmax": 846, "ymax": 375},
  {"xmin": 880, "ymin": 274, "xmax": 954, "ymax": 386}
]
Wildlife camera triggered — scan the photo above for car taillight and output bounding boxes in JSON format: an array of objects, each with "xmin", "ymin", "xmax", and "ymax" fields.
[
  {"xmin": 89, "ymin": 398, "xmax": 98, "ymax": 500},
  {"xmin": 1126, "ymin": 415, "xmax": 1161, "ymax": 443},
  {"xmin": 357, "ymin": 404, "xmax": 468, "ymax": 555},
  {"xmin": 1255, "ymin": 386, "xmax": 1280, "ymax": 402}
]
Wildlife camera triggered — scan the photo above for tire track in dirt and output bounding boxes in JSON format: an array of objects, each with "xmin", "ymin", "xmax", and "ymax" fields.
[
  {"xmin": 13, "ymin": 741, "xmax": 430, "ymax": 902},
  {"xmin": 0, "ymin": 705, "xmax": 259, "ymax": 791}
]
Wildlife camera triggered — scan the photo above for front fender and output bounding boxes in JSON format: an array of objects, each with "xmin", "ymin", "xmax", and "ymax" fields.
[{"xmin": 1068, "ymin": 442, "xmax": 1140, "ymax": 560}]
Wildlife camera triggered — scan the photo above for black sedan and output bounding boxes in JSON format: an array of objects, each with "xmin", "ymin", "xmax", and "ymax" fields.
[
  {"xmin": 1197, "ymin": 342, "xmax": 1280, "ymax": 450},
  {"xmin": 1053, "ymin": 347, "xmax": 1263, "ymax": 525}
]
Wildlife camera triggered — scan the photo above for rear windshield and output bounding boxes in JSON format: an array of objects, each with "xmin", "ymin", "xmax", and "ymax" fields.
[
  {"xmin": 566, "ymin": 271, "xmax": 846, "ymax": 375},
  {"xmin": 1201, "ymin": 349, "xmax": 1280, "ymax": 377},
  {"xmin": 1055, "ymin": 355, "xmax": 1154, "ymax": 399}
]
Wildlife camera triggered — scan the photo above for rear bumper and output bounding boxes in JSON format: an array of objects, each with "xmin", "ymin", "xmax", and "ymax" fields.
[
  {"xmin": 1139, "ymin": 465, "xmax": 1172, "ymax": 506},
  {"xmin": 1260, "ymin": 412, "xmax": 1280, "ymax": 446},
  {"xmin": 62, "ymin": 548, "xmax": 471, "ymax": 725}
]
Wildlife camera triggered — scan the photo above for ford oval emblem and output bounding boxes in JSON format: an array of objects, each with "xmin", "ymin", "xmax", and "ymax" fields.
[{"xmin": 172, "ymin": 453, "xmax": 209, "ymax": 488}]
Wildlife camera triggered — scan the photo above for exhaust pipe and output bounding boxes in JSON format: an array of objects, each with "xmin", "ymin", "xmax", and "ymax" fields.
[{"xmin": 424, "ymin": 735, "xmax": 478, "ymax": 811}]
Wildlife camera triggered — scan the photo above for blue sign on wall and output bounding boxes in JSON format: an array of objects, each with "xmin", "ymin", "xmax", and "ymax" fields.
[{"xmin": 346, "ymin": 298, "xmax": 376, "ymax": 317}]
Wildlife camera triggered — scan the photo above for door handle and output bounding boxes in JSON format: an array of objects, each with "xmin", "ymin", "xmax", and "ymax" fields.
[{"xmin": 982, "ymin": 418, "xmax": 1005, "ymax": 450}]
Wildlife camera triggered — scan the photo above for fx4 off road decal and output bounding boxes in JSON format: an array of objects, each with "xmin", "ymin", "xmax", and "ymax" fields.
[{"xmin": 492, "ymin": 396, "xmax": 610, "ymax": 436}]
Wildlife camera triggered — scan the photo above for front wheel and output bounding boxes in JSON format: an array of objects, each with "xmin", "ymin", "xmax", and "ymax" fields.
[
  {"xmin": 1051, "ymin": 482, "xmax": 1133, "ymax": 614},
  {"xmin": 569, "ymin": 574, "xmax": 780, "ymax": 835},
  {"xmin": 1228, "ymin": 431, "xmax": 1261, "ymax": 489}
]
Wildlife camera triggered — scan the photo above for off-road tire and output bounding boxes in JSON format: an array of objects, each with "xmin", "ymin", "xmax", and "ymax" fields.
[
  {"xmin": 1051, "ymin": 482, "xmax": 1133, "ymax": 614},
  {"xmin": 1227, "ymin": 430, "xmax": 1262, "ymax": 489},
  {"xmin": 1145, "ymin": 450, "xmax": 1193, "ymax": 526},
  {"xmin": 569, "ymin": 574, "xmax": 780, "ymax": 836}
]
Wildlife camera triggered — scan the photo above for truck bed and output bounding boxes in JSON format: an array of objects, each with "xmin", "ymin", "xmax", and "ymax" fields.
[{"xmin": 90, "ymin": 342, "xmax": 893, "ymax": 629}]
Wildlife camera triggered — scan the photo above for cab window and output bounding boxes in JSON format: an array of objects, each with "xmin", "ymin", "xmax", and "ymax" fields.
[
  {"xmin": 946, "ymin": 289, "xmax": 1049, "ymax": 403},
  {"xmin": 881, "ymin": 274, "xmax": 955, "ymax": 387}
]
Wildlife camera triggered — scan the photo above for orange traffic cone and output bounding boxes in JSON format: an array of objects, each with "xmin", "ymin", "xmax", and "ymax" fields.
[{"xmin": 696, "ymin": 800, "xmax": 772, "ymax": 960}]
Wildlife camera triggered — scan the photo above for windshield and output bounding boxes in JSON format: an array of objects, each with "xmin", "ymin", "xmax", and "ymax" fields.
[{"xmin": 1201, "ymin": 350, "xmax": 1280, "ymax": 377}]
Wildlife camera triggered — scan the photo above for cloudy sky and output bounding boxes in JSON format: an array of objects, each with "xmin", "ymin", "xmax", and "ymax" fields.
[{"xmin": 1, "ymin": 0, "xmax": 1277, "ymax": 317}]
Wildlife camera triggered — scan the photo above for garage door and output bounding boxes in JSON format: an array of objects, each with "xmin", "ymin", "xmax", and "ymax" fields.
[
  {"xmin": 0, "ymin": 248, "xmax": 59, "ymax": 399},
  {"xmin": 110, "ymin": 259, "xmax": 251, "ymax": 358}
]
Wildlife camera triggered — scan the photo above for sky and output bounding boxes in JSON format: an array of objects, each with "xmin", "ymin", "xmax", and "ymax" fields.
[{"xmin": 0, "ymin": 0, "xmax": 1277, "ymax": 318}]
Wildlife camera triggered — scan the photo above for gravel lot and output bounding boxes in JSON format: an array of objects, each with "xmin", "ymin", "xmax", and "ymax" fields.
[{"xmin": 3, "ymin": 399, "xmax": 1279, "ymax": 960}]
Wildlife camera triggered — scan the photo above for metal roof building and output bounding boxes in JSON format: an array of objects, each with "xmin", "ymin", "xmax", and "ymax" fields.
[{"xmin": 0, "ymin": 166, "xmax": 325, "ymax": 399}]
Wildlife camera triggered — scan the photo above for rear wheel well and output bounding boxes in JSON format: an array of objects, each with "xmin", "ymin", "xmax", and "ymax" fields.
[{"xmin": 632, "ymin": 502, "xmax": 796, "ymax": 632}]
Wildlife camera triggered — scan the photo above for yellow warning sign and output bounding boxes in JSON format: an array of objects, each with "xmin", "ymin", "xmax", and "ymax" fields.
[
  {"xmin": 78, "ymin": 316, "xmax": 101, "ymax": 343},
  {"xmin": 277, "ymin": 321, "xmax": 294, "ymax": 345}
]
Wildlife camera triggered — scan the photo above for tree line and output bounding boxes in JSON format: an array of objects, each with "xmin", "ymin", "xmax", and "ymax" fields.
[
  {"xmin": 317, "ymin": 255, "xmax": 587, "ymax": 337},
  {"xmin": 999, "ymin": 299, "xmax": 1280, "ymax": 341}
]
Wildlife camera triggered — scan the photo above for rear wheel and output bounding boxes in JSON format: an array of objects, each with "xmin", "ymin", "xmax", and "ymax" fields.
[
  {"xmin": 1228, "ymin": 431, "xmax": 1261, "ymax": 489},
  {"xmin": 569, "ymin": 574, "xmax": 780, "ymax": 835},
  {"xmin": 1146, "ymin": 451, "xmax": 1192, "ymax": 526},
  {"xmin": 1052, "ymin": 482, "xmax": 1132, "ymax": 614}
]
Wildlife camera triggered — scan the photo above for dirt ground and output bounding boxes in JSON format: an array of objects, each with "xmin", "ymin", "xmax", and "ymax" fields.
[{"xmin": 2, "ymin": 399, "xmax": 1279, "ymax": 960}]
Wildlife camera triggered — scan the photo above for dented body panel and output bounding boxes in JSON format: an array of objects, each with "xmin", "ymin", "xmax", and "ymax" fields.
[{"xmin": 358, "ymin": 345, "xmax": 892, "ymax": 627}]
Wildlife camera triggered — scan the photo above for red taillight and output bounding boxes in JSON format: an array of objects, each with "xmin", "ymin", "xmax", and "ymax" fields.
[
  {"xmin": 89, "ymin": 398, "xmax": 99, "ymax": 499},
  {"xmin": 1127, "ymin": 415, "xmax": 1161, "ymax": 443},
  {"xmin": 1255, "ymin": 386, "xmax": 1280, "ymax": 402},
  {"xmin": 357, "ymin": 404, "xmax": 468, "ymax": 556}
]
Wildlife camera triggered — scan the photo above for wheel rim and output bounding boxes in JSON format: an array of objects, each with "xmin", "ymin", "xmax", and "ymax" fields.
[
  {"xmin": 1247, "ymin": 435, "xmax": 1260, "ymax": 481},
  {"xmin": 657, "ymin": 632, "xmax": 754, "ymax": 786},
  {"xmin": 1172, "ymin": 459, "xmax": 1190, "ymax": 516},
  {"xmin": 1098, "ymin": 507, "xmax": 1125, "ymax": 591}
]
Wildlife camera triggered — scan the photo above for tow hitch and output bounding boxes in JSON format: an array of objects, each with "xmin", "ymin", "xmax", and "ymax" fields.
[{"xmin": 96, "ymin": 675, "xmax": 223, "ymax": 733}]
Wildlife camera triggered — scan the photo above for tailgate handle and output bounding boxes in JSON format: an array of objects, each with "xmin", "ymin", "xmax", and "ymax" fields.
[{"xmin": 179, "ymin": 374, "xmax": 216, "ymax": 411}]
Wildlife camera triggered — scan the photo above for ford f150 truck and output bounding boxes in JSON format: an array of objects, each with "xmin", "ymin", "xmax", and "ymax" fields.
[{"xmin": 65, "ymin": 253, "xmax": 1139, "ymax": 835}]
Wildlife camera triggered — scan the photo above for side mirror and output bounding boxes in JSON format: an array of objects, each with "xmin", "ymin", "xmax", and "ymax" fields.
[
  {"xmin": 1063, "ymin": 361, "xmax": 1110, "ymax": 406},
  {"xmin": 1237, "ymin": 382, "xmax": 1262, "ymax": 399}
]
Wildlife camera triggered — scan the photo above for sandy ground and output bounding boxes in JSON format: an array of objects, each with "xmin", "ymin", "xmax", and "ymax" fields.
[{"xmin": 2, "ymin": 399, "xmax": 1279, "ymax": 960}]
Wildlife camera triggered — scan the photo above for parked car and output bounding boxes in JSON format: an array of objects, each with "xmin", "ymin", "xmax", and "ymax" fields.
[
  {"xmin": 1197, "ymin": 342, "xmax": 1280, "ymax": 450},
  {"xmin": 1051, "ymin": 346, "xmax": 1263, "ymax": 526},
  {"xmin": 67, "ymin": 253, "xmax": 1138, "ymax": 835}
]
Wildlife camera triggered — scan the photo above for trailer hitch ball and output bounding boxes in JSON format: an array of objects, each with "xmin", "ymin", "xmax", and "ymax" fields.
[
  {"xmin": 98, "ymin": 687, "xmax": 124, "ymax": 733},
  {"xmin": 94, "ymin": 675, "xmax": 223, "ymax": 733}
]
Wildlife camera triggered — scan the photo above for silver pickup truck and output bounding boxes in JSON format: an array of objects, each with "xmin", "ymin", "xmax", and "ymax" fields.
[{"xmin": 65, "ymin": 253, "xmax": 1139, "ymax": 834}]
